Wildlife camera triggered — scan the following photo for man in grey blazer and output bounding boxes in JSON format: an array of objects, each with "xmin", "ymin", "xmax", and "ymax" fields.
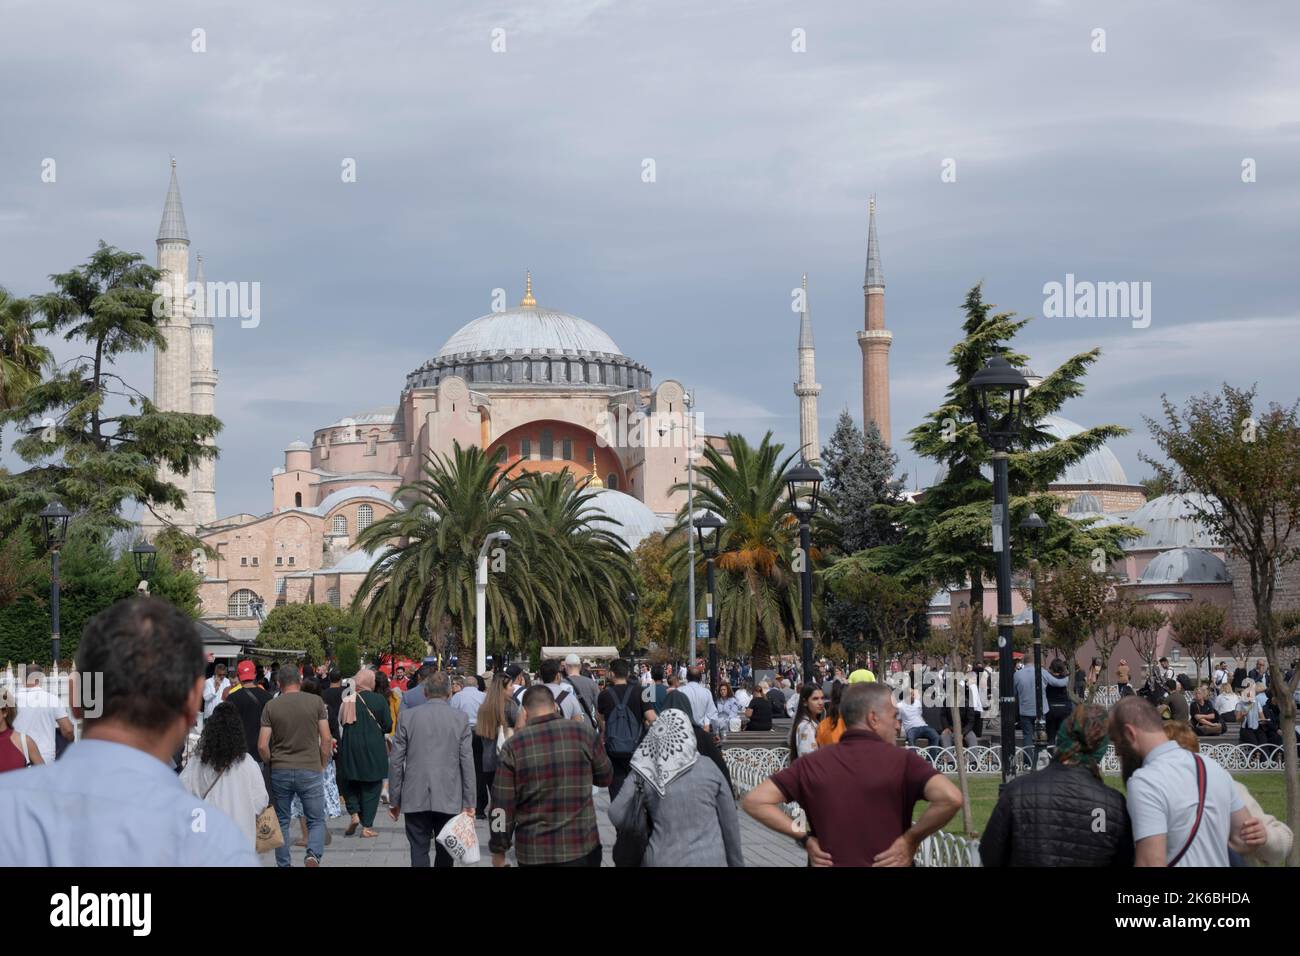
[{"xmin": 388, "ymin": 671, "xmax": 476, "ymax": 867}]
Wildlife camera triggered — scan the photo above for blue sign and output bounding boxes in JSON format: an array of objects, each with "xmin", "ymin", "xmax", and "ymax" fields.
[{"xmin": 695, "ymin": 620, "xmax": 710, "ymax": 639}]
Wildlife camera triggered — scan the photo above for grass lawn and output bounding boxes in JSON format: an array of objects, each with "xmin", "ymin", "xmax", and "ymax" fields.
[{"xmin": 939, "ymin": 774, "xmax": 1288, "ymax": 837}]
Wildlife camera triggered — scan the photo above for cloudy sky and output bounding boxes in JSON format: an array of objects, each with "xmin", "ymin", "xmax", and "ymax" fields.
[{"xmin": 2, "ymin": 0, "xmax": 1298, "ymax": 517}]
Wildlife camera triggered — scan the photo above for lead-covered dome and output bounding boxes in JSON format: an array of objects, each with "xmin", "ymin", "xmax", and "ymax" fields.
[
  {"xmin": 1138, "ymin": 547, "xmax": 1229, "ymax": 585},
  {"xmin": 407, "ymin": 274, "xmax": 651, "ymax": 392},
  {"xmin": 1123, "ymin": 493, "xmax": 1221, "ymax": 551}
]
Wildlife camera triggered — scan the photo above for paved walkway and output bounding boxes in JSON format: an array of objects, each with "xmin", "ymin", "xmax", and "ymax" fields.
[{"xmin": 263, "ymin": 789, "xmax": 805, "ymax": 868}]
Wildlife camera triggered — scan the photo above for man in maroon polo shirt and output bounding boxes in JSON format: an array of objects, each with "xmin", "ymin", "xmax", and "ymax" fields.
[{"xmin": 742, "ymin": 682, "xmax": 962, "ymax": 866}]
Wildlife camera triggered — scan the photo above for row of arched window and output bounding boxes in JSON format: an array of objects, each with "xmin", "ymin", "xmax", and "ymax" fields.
[{"xmin": 330, "ymin": 504, "xmax": 374, "ymax": 535}]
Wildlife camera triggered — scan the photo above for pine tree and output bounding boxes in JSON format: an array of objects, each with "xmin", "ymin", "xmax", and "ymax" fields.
[
  {"xmin": 842, "ymin": 283, "xmax": 1137, "ymax": 657},
  {"xmin": 0, "ymin": 243, "xmax": 221, "ymax": 540}
]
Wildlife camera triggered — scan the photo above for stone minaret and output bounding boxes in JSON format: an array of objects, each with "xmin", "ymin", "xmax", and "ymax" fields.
[
  {"xmin": 857, "ymin": 196, "xmax": 892, "ymax": 446},
  {"xmin": 149, "ymin": 160, "xmax": 195, "ymax": 535},
  {"xmin": 793, "ymin": 273, "xmax": 821, "ymax": 465},
  {"xmin": 190, "ymin": 253, "xmax": 218, "ymax": 528}
]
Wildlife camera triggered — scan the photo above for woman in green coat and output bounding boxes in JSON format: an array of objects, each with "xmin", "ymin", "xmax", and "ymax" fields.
[{"xmin": 339, "ymin": 668, "xmax": 392, "ymax": 837}]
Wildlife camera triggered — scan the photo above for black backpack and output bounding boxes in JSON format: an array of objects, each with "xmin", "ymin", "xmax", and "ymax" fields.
[{"xmin": 604, "ymin": 684, "xmax": 643, "ymax": 756}]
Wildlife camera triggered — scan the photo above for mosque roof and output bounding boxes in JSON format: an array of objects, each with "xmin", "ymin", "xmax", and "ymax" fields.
[
  {"xmin": 583, "ymin": 488, "xmax": 667, "ymax": 550},
  {"xmin": 312, "ymin": 486, "xmax": 399, "ymax": 516},
  {"xmin": 1122, "ymin": 493, "xmax": 1221, "ymax": 551},
  {"xmin": 435, "ymin": 274, "xmax": 623, "ymax": 360},
  {"xmin": 1137, "ymin": 547, "xmax": 1230, "ymax": 586}
]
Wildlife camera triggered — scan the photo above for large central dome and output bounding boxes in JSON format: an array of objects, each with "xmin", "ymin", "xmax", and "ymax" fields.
[
  {"xmin": 407, "ymin": 274, "xmax": 651, "ymax": 392},
  {"xmin": 437, "ymin": 306, "xmax": 622, "ymax": 359}
]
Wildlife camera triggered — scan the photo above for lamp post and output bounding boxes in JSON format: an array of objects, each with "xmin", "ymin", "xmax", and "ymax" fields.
[
  {"xmin": 968, "ymin": 356, "xmax": 1030, "ymax": 786},
  {"xmin": 38, "ymin": 501, "xmax": 71, "ymax": 667},
  {"xmin": 131, "ymin": 540, "xmax": 158, "ymax": 594},
  {"xmin": 1020, "ymin": 510, "xmax": 1048, "ymax": 758},
  {"xmin": 783, "ymin": 463, "xmax": 823, "ymax": 687},
  {"xmin": 693, "ymin": 511, "xmax": 723, "ymax": 692},
  {"xmin": 625, "ymin": 590, "xmax": 639, "ymax": 657},
  {"xmin": 476, "ymin": 530, "xmax": 512, "ymax": 675}
]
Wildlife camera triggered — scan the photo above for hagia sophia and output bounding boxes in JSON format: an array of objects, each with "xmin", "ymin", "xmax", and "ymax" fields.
[{"xmin": 144, "ymin": 165, "xmax": 1284, "ymax": 665}]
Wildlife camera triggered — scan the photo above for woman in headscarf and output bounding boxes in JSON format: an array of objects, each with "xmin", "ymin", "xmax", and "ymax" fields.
[
  {"xmin": 660, "ymin": 688, "xmax": 731, "ymax": 789},
  {"xmin": 608, "ymin": 708, "xmax": 744, "ymax": 867},
  {"xmin": 338, "ymin": 669, "xmax": 392, "ymax": 838},
  {"xmin": 979, "ymin": 704, "xmax": 1134, "ymax": 866}
]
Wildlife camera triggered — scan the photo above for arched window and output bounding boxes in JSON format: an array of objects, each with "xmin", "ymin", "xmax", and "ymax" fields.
[
  {"xmin": 228, "ymin": 588, "xmax": 261, "ymax": 618},
  {"xmin": 607, "ymin": 473, "xmax": 619, "ymax": 491},
  {"xmin": 326, "ymin": 587, "xmax": 340, "ymax": 609},
  {"xmin": 540, "ymin": 429, "xmax": 554, "ymax": 461},
  {"xmin": 332, "ymin": 514, "xmax": 347, "ymax": 535},
  {"xmin": 294, "ymin": 492, "xmax": 302, "ymax": 508},
  {"xmin": 357, "ymin": 504, "xmax": 374, "ymax": 532},
  {"xmin": 562, "ymin": 438, "xmax": 573, "ymax": 461},
  {"xmin": 520, "ymin": 437, "xmax": 532, "ymax": 459}
]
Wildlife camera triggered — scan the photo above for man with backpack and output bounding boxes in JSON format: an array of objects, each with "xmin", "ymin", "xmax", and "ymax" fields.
[
  {"xmin": 598, "ymin": 659, "xmax": 652, "ymax": 798},
  {"xmin": 541, "ymin": 659, "xmax": 586, "ymax": 722}
]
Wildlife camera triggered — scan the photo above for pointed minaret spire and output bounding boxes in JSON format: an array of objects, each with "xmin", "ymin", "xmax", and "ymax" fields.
[
  {"xmin": 864, "ymin": 194, "xmax": 883, "ymax": 290},
  {"xmin": 794, "ymin": 272, "xmax": 821, "ymax": 465},
  {"xmin": 157, "ymin": 158, "xmax": 190, "ymax": 243},
  {"xmin": 797, "ymin": 273, "xmax": 814, "ymax": 350},
  {"xmin": 192, "ymin": 253, "xmax": 211, "ymax": 327},
  {"xmin": 520, "ymin": 270, "xmax": 536, "ymax": 308}
]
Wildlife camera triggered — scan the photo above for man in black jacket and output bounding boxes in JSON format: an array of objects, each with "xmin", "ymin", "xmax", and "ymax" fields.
[{"xmin": 980, "ymin": 704, "xmax": 1133, "ymax": 867}]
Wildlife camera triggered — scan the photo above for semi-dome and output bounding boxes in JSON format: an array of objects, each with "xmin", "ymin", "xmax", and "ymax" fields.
[
  {"xmin": 1137, "ymin": 547, "xmax": 1229, "ymax": 585},
  {"xmin": 1123, "ymin": 493, "xmax": 1220, "ymax": 551},
  {"xmin": 1068, "ymin": 493, "xmax": 1103, "ymax": 514},
  {"xmin": 582, "ymin": 488, "xmax": 668, "ymax": 550}
]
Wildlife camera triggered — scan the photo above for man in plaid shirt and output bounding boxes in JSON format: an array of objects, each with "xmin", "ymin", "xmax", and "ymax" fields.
[{"xmin": 490, "ymin": 684, "xmax": 613, "ymax": 867}]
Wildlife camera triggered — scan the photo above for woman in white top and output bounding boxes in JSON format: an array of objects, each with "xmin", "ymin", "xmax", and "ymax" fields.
[
  {"xmin": 1214, "ymin": 683, "xmax": 1240, "ymax": 719},
  {"xmin": 181, "ymin": 701, "xmax": 269, "ymax": 848},
  {"xmin": 787, "ymin": 685, "xmax": 826, "ymax": 759}
]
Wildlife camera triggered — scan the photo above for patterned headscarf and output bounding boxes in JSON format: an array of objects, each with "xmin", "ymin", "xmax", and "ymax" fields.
[
  {"xmin": 630, "ymin": 707, "xmax": 698, "ymax": 796},
  {"xmin": 1053, "ymin": 703, "xmax": 1110, "ymax": 779},
  {"xmin": 340, "ymin": 668, "xmax": 376, "ymax": 726}
]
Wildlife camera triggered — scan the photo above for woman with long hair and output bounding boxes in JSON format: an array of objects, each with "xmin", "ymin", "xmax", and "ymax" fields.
[
  {"xmin": 815, "ymin": 680, "xmax": 845, "ymax": 747},
  {"xmin": 788, "ymin": 685, "xmax": 825, "ymax": 759},
  {"xmin": 714, "ymin": 682, "xmax": 741, "ymax": 739},
  {"xmin": 475, "ymin": 672, "xmax": 521, "ymax": 803},
  {"xmin": 338, "ymin": 668, "xmax": 392, "ymax": 837},
  {"xmin": 180, "ymin": 702, "xmax": 268, "ymax": 848},
  {"xmin": 743, "ymin": 683, "xmax": 773, "ymax": 731}
]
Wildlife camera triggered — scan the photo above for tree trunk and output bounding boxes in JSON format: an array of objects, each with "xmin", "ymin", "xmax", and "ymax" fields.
[
  {"xmin": 752, "ymin": 629, "xmax": 771, "ymax": 670},
  {"xmin": 970, "ymin": 576, "xmax": 985, "ymax": 660}
]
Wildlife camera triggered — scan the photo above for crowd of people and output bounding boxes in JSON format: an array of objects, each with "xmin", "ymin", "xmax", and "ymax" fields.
[{"xmin": 0, "ymin": 596, "xmax": 1295, "ymax": 869}]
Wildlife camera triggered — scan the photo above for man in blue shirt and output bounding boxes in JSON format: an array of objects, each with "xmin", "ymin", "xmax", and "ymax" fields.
[{"xmin": 0, "ymin": 597, "xmax": 257, "ymax": 866}]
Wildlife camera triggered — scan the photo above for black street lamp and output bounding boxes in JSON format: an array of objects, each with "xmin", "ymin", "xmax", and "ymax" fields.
[
  {"xmin": 625, "ymin": 590, "xmax": 639, "ymax": 658},
  {"xmin": 968, "ymin": 356, "xmax": 1029, "ymax": 786},
  {"xmin": 693, "ymin": 511, "xmax": 723, "ymax": 692},
  {"xmin": 783, "ymin": 463, "xmax": 823, "ymax": 687},
  {"xmin": 1020, "ymin": 510, "xmax": 1048, "ymax": 761},
  {"xmin": 38, "ymin": 501, "xmax": 72, "ymax": 666},
  {"xmin": 131, "ymin": 540, "xmax": 158, "ymax": 594}
]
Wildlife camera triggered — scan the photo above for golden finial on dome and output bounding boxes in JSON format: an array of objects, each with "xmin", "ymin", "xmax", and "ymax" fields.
[
  {"xmin": 520, "ymin": 271, "xmax": 536, "ymax": 308},
  {"xmin": 588, "ymin": 462, "xmax": 604, "ymax": 488}
]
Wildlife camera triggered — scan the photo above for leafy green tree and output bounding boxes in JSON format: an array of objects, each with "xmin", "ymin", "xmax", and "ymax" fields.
[
  {"xmin": 1031, "ymin": 558, "xmax": 1110, "ymax": 698},
  {"xmin": 0, "ymin": 243, "xmax": 220, "ymax": 539},
  {"xmin": 1144, "ymin": 384, "xmax": 1300, "ymax": 864},
  {"xmin": 668, "ymin": 432, "xmax": 803, "ymax": 668},
  {"xmin": 335, "ymin": 639, "xmax": 360, "ymax": 678},
  {"xmin": 1168, "ymin": 602, "xmax": 1225, "ymax": 682},
  {"xmin": 1126, "ymin": 605, "xmax": 1168, "ymax": 692},
  {"xmin": 255, "ymin": 603, "xmax": 360, "ymax": 665},
  {"xmin": 0, "ymin": 287, "xmax": 51, "ymax": 446},
  {"xmin": 821, "ymin": 564, "xmax": 927, "ymax": 666},
  {"xmin": 631, "ymin": 532, "xmax": 675, "ymax": 652},
  {"xmin": 851, "ymin": 283, "xmax": 1135, "ymax": 656}
]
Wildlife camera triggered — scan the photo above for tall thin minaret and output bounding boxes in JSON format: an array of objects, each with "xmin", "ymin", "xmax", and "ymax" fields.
[
  {"xmin": 857, "ymin": 195, "xmax": 892, "ymax": 446},
  {"xmin": 794, "ymin": 273, "xmax": 821, "ymax": 465},
  {"xmin": 149, "ymin": 159, "xmax": 195, "ymax": 535},
  {"xmin": 190, "ymin": 253, "xmax": 218, "ymax": 528}
]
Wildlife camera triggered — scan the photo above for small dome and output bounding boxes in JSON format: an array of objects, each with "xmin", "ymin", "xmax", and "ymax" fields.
[
  {"xmin": 582, "ymin": 489, "xmax": 666, "ymax": 550},
  {"xmin": 1138, "ymin": 548, "xmax": 1229, "ymax": 585},
  {"xmin": 1123, "ymin": 493, "xmax": 1220, "ymax": 551},
  {"xmin": 285, "ymin": 439, "xmax": 310, "ymax": 451}
]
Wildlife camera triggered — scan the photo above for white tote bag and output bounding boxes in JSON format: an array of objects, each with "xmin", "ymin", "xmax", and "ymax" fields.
[{"xmin": 435, "ymin": 810, "xmax": 481, "ymax": 864}]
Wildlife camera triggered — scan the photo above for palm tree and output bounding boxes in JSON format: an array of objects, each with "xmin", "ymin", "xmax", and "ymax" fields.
[
  {"xmin": 0, "ymin": 287, "xmax": 52, "ymax": 444},
  {"xmin": 352, "ymin": 443, "xmax": 540, "ymax": 658},
  {"xmin": 519, "ymin": 469, "xmax": 636, "ymax": 645},
  {"xmin": 668, "ymin": 432, "xmax": 804, "ymax": 669}
]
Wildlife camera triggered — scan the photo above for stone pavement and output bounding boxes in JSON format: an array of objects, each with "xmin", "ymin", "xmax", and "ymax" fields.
[{"xmin": 263, "ymin": 788, "xmax": 805, "ymax": 868}]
